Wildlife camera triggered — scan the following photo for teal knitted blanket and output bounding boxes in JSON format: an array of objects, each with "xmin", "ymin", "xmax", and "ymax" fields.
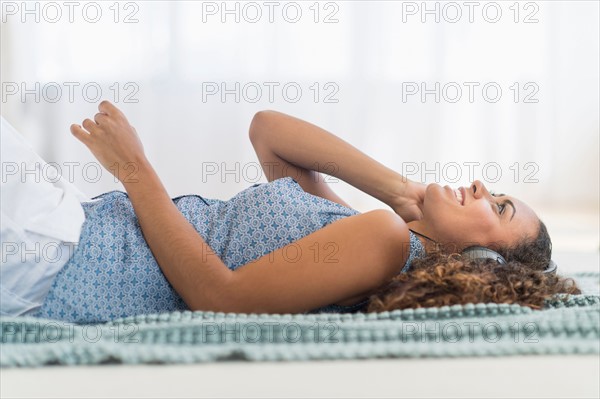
[{"xmin": 2, "ymin": 272, "xmax": 599, "ymax": 367}]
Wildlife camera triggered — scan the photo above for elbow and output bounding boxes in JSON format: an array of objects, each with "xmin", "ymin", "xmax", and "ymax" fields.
[
  {"xmin": 185, "ymin": 271, "xmax": 240, "ymax": 313},
  {"xmin": 249, "ymin": 110, "xmax": 277, "ymax": 143},
  {"xmin": 188, "ymin": 294, "xmax": 240, "ymax": 314},
  {"xmin": 188, "ymin": 272, "xmax": 265, "ymax": 314}
]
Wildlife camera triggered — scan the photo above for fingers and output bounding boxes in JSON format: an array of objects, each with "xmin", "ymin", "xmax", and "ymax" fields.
[
  {"xmin": 82, "ymin": 118, "xmax": 99, "ymax": 134},
  {"xmin": 72, "ymin": 100, "xmax": 128, "ymax": 148},
  {"xmin": 70, "ymin": 124, "xmax": 92, "ymax": 145},
  {"xmin": 98, "ymin": 100, "xmax": 123, "ymax": 116},
  {"xmin": 94, "ymin": 112, "xmax": 108, "ymax": 125}
]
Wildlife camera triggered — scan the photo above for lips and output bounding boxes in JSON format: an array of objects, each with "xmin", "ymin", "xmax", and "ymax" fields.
[{"xmin": 454, "ymin": 187, "xmax": 465, "ymax": 205}]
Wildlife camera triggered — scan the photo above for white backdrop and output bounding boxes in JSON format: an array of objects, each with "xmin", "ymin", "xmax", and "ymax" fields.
[{"xmin": 1, "ymin": 1, "xmax": 598, "ymax": 215}]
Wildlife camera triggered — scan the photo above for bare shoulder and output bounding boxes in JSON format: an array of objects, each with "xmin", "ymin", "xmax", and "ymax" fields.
[
  {"xmin": 357, "ymin": 209, "xmax": 411, "ymax": 275},
  {"xmin": 333, "ymin": 209, "xmax": 410, "ymax": 306}
]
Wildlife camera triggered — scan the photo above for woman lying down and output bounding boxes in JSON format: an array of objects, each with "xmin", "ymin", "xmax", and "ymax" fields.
[{"xmin": 0, "ymin": 101, "xmax": 580, "ymax": 323}]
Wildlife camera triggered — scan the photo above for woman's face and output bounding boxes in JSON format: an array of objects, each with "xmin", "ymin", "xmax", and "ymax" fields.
[{"xmin": 421, "ymin": 180, "xmax": 540, "ymax": 251}]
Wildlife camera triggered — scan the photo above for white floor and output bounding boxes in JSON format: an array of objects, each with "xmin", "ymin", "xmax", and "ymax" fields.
[
  {"xmin": 2, "ymin": 210, "xmax": 599, "ymax": 398},
  {"xmin": 2, "ymin": 356, "xmax": 599, "ymax": 399}
]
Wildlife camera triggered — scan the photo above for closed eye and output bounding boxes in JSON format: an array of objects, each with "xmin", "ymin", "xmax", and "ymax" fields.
[
  {"xmin": 497, "ymin": 202, "xmax": 507, "ymax": 214},
  {"xmin": 490, "ymin": 191, "xmax": 511, "ymax": 217},
  {"xmin": 490, "ymin": 192, "xmax": 516, "ymax": 221}
]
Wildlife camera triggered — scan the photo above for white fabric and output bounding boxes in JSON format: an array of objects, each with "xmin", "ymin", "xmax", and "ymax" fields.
[{"xmin": 1, "ymin": 116, "xmax": 88, "ymax": 316}]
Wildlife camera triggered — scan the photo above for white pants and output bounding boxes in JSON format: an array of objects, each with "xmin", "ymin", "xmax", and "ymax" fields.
[{"xmin": 1, "ymin": 116, "xmax": 89, "ymax": 316}]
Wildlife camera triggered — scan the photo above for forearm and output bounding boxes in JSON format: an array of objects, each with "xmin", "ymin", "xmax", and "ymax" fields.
[
  {"xmin": 122, "ymin": 159, "xmax": 233, "ymax": 311},
  {"xmin": 250, "ymin": 111, "xmax": 408, "ymax": 207}
]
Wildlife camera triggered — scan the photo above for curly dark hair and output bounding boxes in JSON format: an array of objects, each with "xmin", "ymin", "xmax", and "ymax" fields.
[{"xmin": 367, "ymin": 221, "xmax": 581, "ymax": 312}]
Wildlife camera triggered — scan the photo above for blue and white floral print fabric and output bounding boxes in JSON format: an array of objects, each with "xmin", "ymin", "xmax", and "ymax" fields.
[{"xmin": 34, "ymin": 177, "xmax": 424, "ymax": 323}]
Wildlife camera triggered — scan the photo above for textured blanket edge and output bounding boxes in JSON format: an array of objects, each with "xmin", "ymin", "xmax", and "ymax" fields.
[{"xmin": 1, "ymin": 272, "xmax": 599, "ymax": 367}]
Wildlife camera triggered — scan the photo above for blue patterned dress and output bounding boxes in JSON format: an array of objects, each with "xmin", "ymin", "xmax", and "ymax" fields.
[{"xmin": 34, "ymin": 177, "xmax": 425, "ymax": 323}]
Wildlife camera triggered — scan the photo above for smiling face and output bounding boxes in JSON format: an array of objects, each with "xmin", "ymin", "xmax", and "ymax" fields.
[{"xmin": 420, "ymin": 180, "xmax": 540, "ymax": 251}]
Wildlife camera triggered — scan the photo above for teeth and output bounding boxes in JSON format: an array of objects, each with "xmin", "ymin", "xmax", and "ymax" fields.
[{"xmin": 454, "ymin": 189, "xmax": 463, "ymax": 205}]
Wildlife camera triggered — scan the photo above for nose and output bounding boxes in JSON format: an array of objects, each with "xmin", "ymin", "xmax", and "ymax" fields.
[{"xmin": 470, "ymin": 180, "xmax": 490, "ymax": 200}]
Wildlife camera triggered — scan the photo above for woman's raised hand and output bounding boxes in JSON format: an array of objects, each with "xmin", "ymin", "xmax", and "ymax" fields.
[
  {"xmin": 390, "ymin": 179, "xmax": 427, "ymax": 223},
  {"xmin": 70, "ymin": 100, "xmax": 147, "ymax": 183}
]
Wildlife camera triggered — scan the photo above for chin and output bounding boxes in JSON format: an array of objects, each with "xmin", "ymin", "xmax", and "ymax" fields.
[
  {"xmin": 424, "ymin": 184, "xmax": 443, "ymax": 205},
  {"xmin": 425, "ymin": 183, "xmax": 442, "ymax": 195}
]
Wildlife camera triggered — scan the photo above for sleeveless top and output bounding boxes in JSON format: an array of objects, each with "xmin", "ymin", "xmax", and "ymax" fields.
[{"xmin": 33, "ymin": 177, "xmax": 426, "ymax": 323}]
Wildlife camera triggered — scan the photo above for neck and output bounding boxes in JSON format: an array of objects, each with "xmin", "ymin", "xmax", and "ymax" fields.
[{"xmin": 407, "ymin": 220, "xmax": 438, "ymax": 253}]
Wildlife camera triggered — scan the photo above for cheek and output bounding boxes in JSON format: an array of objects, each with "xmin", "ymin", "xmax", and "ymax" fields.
[
  {"xmin": 444, "ymin": 205, "xmax": 498, "ymax": 247},
  {"xmin": 467, "ymin": 203, "xmax": 497, "ymax": 230}
]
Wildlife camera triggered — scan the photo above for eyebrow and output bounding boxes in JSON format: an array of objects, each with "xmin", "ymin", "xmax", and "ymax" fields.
[
  {"xmin": 493, "ymin": 193, "xmax": 517, "ymax": 221},
  {"xmin": 505, "ymin": 199, "xmax": 516, "ymax": 221}
]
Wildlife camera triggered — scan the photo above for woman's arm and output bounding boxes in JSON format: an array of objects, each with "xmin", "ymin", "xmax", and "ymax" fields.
[
  {"xmin": 249, "ymin": 110, "xmax": 425, "ymax": 222},
  {"xmin": 123, "ymin": 162, "xmax": 236, "ymax": 310},
  {"xmin": 71, "ymin": 101, "xmax": 411, "ymax": 313},
  {"xmin": 71, "ymin": 101, "xmax": 233, "ymax": 311},
  {"xmin": 227, "ymin": 209, "xmax": 410, "ymax": 313},
  {"xmin": 119, "ymin": 160, "xmax": 411, "ymax": 313},
  {"xmin": 119, "ymin": 162, "xmax": 410, "ymax": 313}
]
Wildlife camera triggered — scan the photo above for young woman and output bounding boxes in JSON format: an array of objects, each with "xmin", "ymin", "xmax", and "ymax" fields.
[{"xmin": 1, "ymin": 102, "xmax": 579, "ymax": 323}]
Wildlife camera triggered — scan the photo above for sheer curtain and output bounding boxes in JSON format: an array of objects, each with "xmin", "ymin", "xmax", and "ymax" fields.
[{"xmin": 1, "ymin": 1, "xmax": 598, "ymax": 213}]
